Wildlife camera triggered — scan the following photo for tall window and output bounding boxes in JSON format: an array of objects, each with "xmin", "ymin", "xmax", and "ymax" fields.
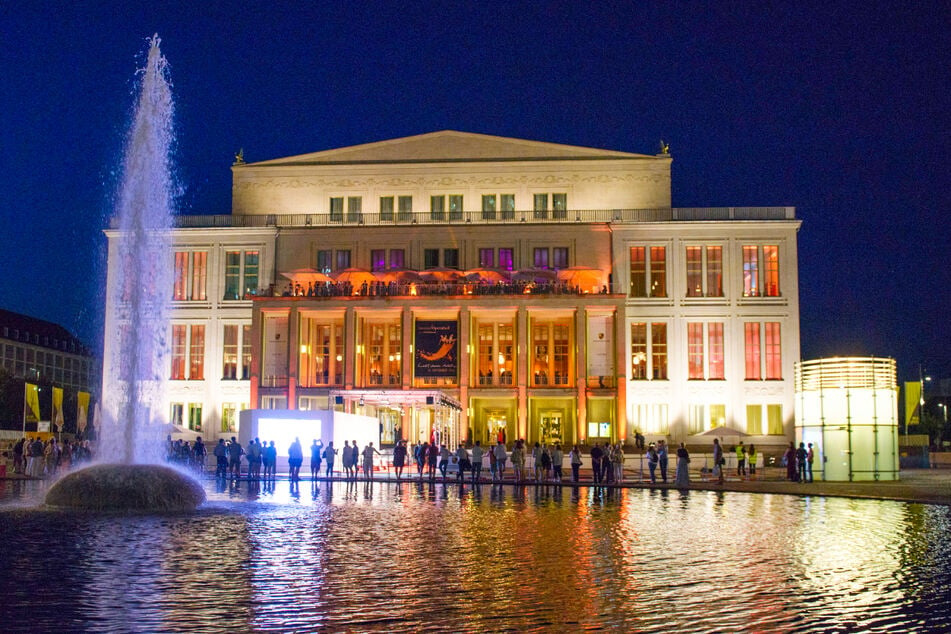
[
  {"xmin": 171, "ymin": 325, "xmax": 186, "ymax": 380},
  {"xmin": 189, "ymin": 325, "xmax": 205, "ymax": 380},
  {"xmin": 223, "ymin": 325, "xmax": 238, "ymax": 379},
  {"xmin": 765, "ymin": 322, "xmax": 782, "ymax": 379},
  {"xmin": 688, "ymin": 322, "xmax": 724, "ymax": 380},
  {"xmin": 687, "ymin": 323, "xmax": 704, "ymax": 379},
  {"xmin": 449, "ymin": 195, "xmax": 463, "ymax": 220},
  {"xmin": 498, "ymin": 248, "xmax": 514, "ymax": 270},
  {"xmin": 221, "ymin": 403, "xmax": 238, "ymax": 433},
  {"xmin": 767, "ymin": 404, "xmax": 784, "ymax": 434},
  {"xmin": 346, "ymin": 196, "xmax": 363, "ymax": 223},
  {"xmin": 334, "ymin": 250, "xmax": 351, "ymax": 270},
  {"xmin": 708, "ymin": 323, "xmax": 724, "ymax": 379},
  {"xmin": 743, "ymin": 245, "xmax": 780, "ymax": 297},
  {"xmin": 685, "ymin": 245, "xmax": 722, "ymax": 298},
  {"xmin": 173, "ymin": 252, "xmax": 188, "ymax": 300},
  {"xmin": 431, "ymin": 195, "xmax": 446, "ymax": 221},
  {"xmin": 380, "ymin": 196, "xmax": 394, "ymax": 221},
  {"xmin": 476, "ymin": 320, "xmax": 514, "ymax": 386},
  {"xmin": 533, "ymin": 248, "xmax": 549, "ymax": 269},
  {"xmin": 188, "ymin": 403, "xmax": 202, "ymax": 432},
  {"xmin": 481, "ymin": 195, "xmax": 497, "ymax": 220},
  {"xmin": 223, "ymin": 250, "xmax": 259, "ymax": 300},
  {"xmin": 397, "ymin": 195, "xmax": 413, "ymax": 221},
  {"xmin": 629, "ymin": 246, "xmax": 667, "ymax": 297},
  {"xmin": 533, "ymin": 193, "xmax": 549, "ymax": 219},
  {"xmin": 371, "ymin": 249, "xmax": 386, "ymax": 272},
  {"xmin": 500, "ymin": 194, "xmax": 515, "ymax": 219},
  {"xmin": 744, "ymin": 323, "xmax": 761, "ymax": 380},
  {"xmin": 552, "ymin": 247, "xmax": 569, "ymax": 269},
  {"xmin": 552, "ymin": 193, "xmax": 567, "ymax": 219},
  {"xmin": 389, "ymin": 249, "xmax": 405, "ymax": 269},
  {"xmin": 241, "ymin": 325, "xmax": 252, "ymax": 380},
  {"xmin": 329, "ymin": 197, "xmax": 343, "ymax": 222},
  {"xmin": 300, "ymin": 317, "xmax": 344, "ymax": 386},
  {"xmin": 531, "ymin": 319, "xmax": 572, "ymax": 386},
  {"xmin": 444, "ymin": 249, "xmax": 459, "ymax": 269},
  {"xmin": 746, "ymin": 404, "xmax": 763, "ymax": 435},
  {"xmin": 170, "ymin": 403, "xmax": 183, "ymax": 427},
  {"xmin": 317, "ymin": 250, "xmax": 332, "ymax": 274},
  {"xmin": 424, "ymin": 249, "xmax": 439, "ymax": 269},
  {"xmin": 364, "ymin": 320, "xmax": 401, "ymax": 386},
  {"xmin": 479, "ymin": 248, "xmax": 494, "ymax": 268},
  {"xmin": 631, "ymin": 322, "xmax": 667, "ymax": 380}
]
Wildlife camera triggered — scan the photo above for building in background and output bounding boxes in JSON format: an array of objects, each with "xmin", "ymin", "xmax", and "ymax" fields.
[
  {"xmin": 104, "ymin": 130, "xmax": 801, "ymax": 451},
  {"xmin": 0, "ymin": 308, "xmax": 99, "ymax": 437}
]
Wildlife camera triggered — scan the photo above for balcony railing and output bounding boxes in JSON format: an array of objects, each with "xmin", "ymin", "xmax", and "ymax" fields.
[{"xmin": 154, "ymin": 207, "xmax": 794, "ymax": 230}]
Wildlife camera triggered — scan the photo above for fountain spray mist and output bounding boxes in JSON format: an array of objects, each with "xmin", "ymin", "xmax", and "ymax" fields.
[{"xmin": 101, "ymin": 34, "xmax": 175, "ymax": 464}]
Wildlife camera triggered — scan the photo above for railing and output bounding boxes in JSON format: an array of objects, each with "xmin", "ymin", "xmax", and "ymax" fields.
[{"xmin": 151, "ymin": 207, "xmax": 794, "ymax": 230}]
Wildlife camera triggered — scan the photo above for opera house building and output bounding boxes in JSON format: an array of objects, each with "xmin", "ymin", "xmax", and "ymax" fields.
[{"xmin": 104, "ymin": 131, "xmax": 801, "ymax": 451}]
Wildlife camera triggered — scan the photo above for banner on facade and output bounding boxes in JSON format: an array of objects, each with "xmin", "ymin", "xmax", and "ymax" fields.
[
  {"xmin": 262, "ymin": 315, "xmax": 288, "ymax": 383},
  {"xmin": 905, "ymin": 381, "xmax": 922, "ymax": 427},
  {"xmin": 77, "ymin": 391, "xmax": 90, "ymax": 432},
  {"xmin": 52, "ymin": 387, "xmax": 64, "ymax": 431},
  {"xmin": 24, "ymin": 383, "xmax": 40, "ymax": 423},
  {"xmin": 587, "ymin": 314, "xmax": 614, "ymax": 379},
  {"xmin": 414, "ymin": 320, "xmax": 458, "ymax": 378}
]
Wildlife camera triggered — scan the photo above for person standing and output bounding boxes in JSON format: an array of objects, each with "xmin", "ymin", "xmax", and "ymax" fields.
[
  {"xmin": 590, "ymin": 443, "xmax": 604, "ymax": 484},
  {"xmin": 310, "ymin": 439, "xmax": 323, "ymax": 480},
  {"xmin": 551, "ymin": 444, "xmax": 564, "ymax": 483},
  {"xmin": 362, "ymin": 442, "xmax": 381, "ymax": 480},
  {"xmin": 646, "ymin": 443, "xmax": 659, "ymax": 483},
  {"xmin": 416, "ymin": 442, "xmax": 427, "ymax": 478},
  {"xmin": 227, "ymin": 436, "xmax": 244, "ymax": 478},
  {"xmin": 656, "ymin": 440, "xmax": 667, "ymax": 483},
  {"xmin": 323, "ymin": 441, "xmax": 337, "ymax": 478},
  {"xmin": 213, "ymin": 439, "xmax": 228, "ymax": 478},
  {"xmin": 392, "ymin": 440, "xmax": 407, "ymax": 480},
  {"xmin": 675, "ymin": 442, "xmax": 691, "ymax": 487},
  {"xmin": 539, "ymin": 444, "xmax": 553, "ymax": 483},
  {"xmin": 806, "ymin": 442, "xmax": 816, "ymax": 482},
  {"xmin": 287, "ymin": 437, "xmax": 304, "ymax": 482},
  {"xmin": 193, "ymin": 437, "xmax": 206, "ymax": 474},
  {"xmin": 427, "ymin": 442, "xmax": 439, "ymax": 479},
  {"xmin": 569, "ymin": 445, "xmax": 583, "ymax": 482},
  {"xmin": 511, "ymin": 440, "xmax": 526, "ymax": 483},
  {"xmin": 470, "ymin": 440, "xmax": 484, "ymax": 483},
  {"xmin": 712, "ymin": 438, "xmax": 724, "ymax": 484},
  {"xmin": 264, "ymin": 441, "xmax": 277, "ymax": 479},
  {"xmin": 438, "ymin": 444, "xmax": 451, "ymax": 479},
  {"xmin": 796, "ymin": 442, "xmax": 808, "ymax": 483},
  {"xmin": 341, "ymin": 441, "xmax": 353, "ymax": 479},
  {"xmin": 247, "ymin": 439, "xmax": 262, "ymax": 480},
  {"xmin": 493, "ymin": 440, "xmax": 508, "ymax": 481},
  {"xmin": 747, "ymin": 444, "xmax": 757, "ymax": 479},
  {"xmin": 455, "ymin": 443, "xmax": 470, "ymax": 483},
  {"xmin": 735, "ymin": 441, "xmax": 747, "ymax": 479},
  {"xmin": 784, "ymin": 441, "xmax": 798, "ymax": 481}
]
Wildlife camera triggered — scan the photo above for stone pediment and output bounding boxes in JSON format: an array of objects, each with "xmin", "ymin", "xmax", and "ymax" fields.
[{"xmin": 246, "ymin": 130, "xmax": 654, "ymax": 166}]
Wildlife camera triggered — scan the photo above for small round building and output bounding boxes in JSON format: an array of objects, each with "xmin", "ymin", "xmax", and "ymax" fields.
[{"xmin": 795, "ymin": 357, "xmax": 898, "ymax": 481}]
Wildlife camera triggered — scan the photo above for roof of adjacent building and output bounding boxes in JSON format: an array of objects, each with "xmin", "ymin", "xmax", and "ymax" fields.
[
  {"xmin": 239, "ymin": 130, "xmax": 663, "ymax": 167},
  {"xmin": 0, "ymin": 308, "xmax": 94, "ymax": 356}
]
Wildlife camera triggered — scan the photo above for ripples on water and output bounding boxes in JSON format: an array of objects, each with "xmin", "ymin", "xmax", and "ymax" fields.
[{"xmin": 1, "ymin": 479, "xmax": 949, "ymax": 632}]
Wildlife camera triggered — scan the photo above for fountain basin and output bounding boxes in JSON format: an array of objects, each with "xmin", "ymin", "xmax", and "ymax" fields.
[{"xmin": 45, "ymin": 464, "xmax": 205, "ymax": 512}]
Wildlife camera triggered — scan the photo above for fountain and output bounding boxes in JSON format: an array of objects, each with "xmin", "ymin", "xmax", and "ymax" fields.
[{"xmin": 46, "ymin": 35, "xmax": 204, "ymax": 511}]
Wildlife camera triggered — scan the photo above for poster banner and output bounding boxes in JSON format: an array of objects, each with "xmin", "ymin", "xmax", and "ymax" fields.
[
  {"xmin": 52, "ymin": 387, "xmax": 64, "ymax": 431},
  {"xmin": 414, "ymin": 320, "xmax": 458, "ymax": 378},
  {"xmin": 587, "ymin": 314, "xmax": 614, "ymax": 378},
  {"xmin": 905, "ymin": 381, "xmax": 922, "ymax": 427},
  {"xmin": 263, "ymin": 315, "xmax": 288, "ymax": 383},
  {"xmin": 77, "ymin": 391, "xmax": 90, "ymax": 432},
  {"xmin": 24, "ymin": 383, "xmax": 40, "ymax": 423}
]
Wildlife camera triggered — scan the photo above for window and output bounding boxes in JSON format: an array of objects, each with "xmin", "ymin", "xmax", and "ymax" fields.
[
  {"xmin": 482, "ymin": 194, "xmax": 497, "ymax": 220},
  {"xmin": 767, "ymin": 404, "xmax": 784, "ymax": 434},
  {"xmin": 500, "ymin": 194, "xmax": 515, "ymax": 219},
  {"xmin": 499, "ymin": 248, "xmax": 514, "ymax": 271},
  {"xmin": 189, "ymin": 325, "xmax": 205, "ymax": 380},
  {"xmin": 221, "ymin": 403, "xmax": 238, "ymax": 433},
  {"xmin": 743, "ymin": 245, "xmax": 780, "ymax": 297},
  {"xmin": 533, "ymin": 193, "xmax": 548, "ymax": 219},
  {"xmin": 431, "ymin": 195, "xmax": 446, "ymax": 221},
  {"xmin": 424, "ymin": 249, "xmax": 439, "ymax": 269},
  {"xmin": 630, "ymin": 322, "xmax": 667, "ymax": 380},
  {"xmin": 533, "ymin": 248, "xmax": 549, "ymax": 269},
  {"xmin": 223, "ymin": 325, "xmax": 238, "ymax": 379},
  {"xmin": 364, "ymin": 320, "xmax": 402, "ymax": 386},
  {"xmin": 300, "ymin": 316, "xmax": 345, "ymax": 386},
  {"xmin": 241, "ymin": 325, "xmax": 252, "ymax": 380},
  {"xmin": 444, "ymin": 249, "xmax": 459, "ymax": 269},
  {"xmin": 389, "ymin": 249, "xmax": 405, "ymax": 269},
  {"xmin": 746, "ymin": 404, "xmax": 763, "ymax": 435},
  {"xmin": 173, "ymin": 252, "xmax": 188, "ymax": 300},
  {"xmin": 170, "ymin": 403, "xmax": 184, "ymax": 427},
  {"xmin": 687, "ymin": 322, "xmax": 724, "ymax": 380},
  {"xmin": 380, "ymin": 196, "xmax": 394, "ymax": 221},
  {"xmin": 629, "ymin": 246, "xmax": 667, "ymax": 297},
  {"xmin": 629, "ymin": 404, "xmax": 669, "ymax": 435},
  {"xmin": 449, "ymin": 195, "xmax": 463, "ymax": 220},
  {"xmin": 552, "ymin": 247, "xmax": 569, "ymax": 269},
  {"xmin": 709, "ymin": 404, "xmax": 726, "ymax": 429},
  {"xmin": 188, "ymin": 403, "xmax": 202, "ymax": 432},
  {"xmin": 745, "ymin": 321, "xmax": 782, "ymax": 380},
  {"xmin": 531, "ymin": 319, "xmax": 572, "ymax": 386},
  {"xmin": 330, "ymin": 197, "xmax": 343, "ymax": 222},
  {"xmin": 475, "ymin": 320, "xmax": 514, "ymax": 386},
  {"xmin": 479, "ymin": 248, "xmax": 495, "ymax": 268},
  {"xmin": 397, "ymin": 196, "xmax": 413, "ymax": 221},
  {"xmin": 223, "ymin": 250, "xmax": 259, "ymax": 300},
  {"xmin": 171, "ymin": 325, "xmax": 186, "ymax": 380},
  {"xmin": 685, "ymin": 246, "xmax": 722, "ymax": 297},
  {"xmin": 317, "ymin": 250, "xmax": 332, "ymax": 274},
  {"xmin": 371, "ymin": 249, "xmax": 386, "ymax": 272},
  {"xmin": 347, "ymin": 197, "xmax": 363, "ymax": 223},
  {"xmin": 335, "ymin": 250, "xmax": 351, "ymax": 270},
  {"xmin": 552, "ymin": 193, "xmax": 567, "ymax": 219}
]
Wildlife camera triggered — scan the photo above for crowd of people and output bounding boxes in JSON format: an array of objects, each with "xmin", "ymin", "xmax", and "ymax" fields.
[{"xmin": 5, "ymin": 436, "xmax": 94, "ymax": 478}]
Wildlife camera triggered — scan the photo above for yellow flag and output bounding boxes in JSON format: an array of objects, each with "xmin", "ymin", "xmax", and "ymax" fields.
[
  {"xmin": 904, "ymin": 381, "xmax": 922, "ymax": 427},
  {"xmin": 24, "ymin": 383, "xmax": 40, "ymax": 423},
  {"xmin": 53, "ymin": 387, "xmax": 64, "ymax": 431},
  {"xmin": 77, "ymin": 391, "xmax": 90, "ymax": 432}
]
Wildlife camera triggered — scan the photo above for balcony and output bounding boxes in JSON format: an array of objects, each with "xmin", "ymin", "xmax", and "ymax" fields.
[{"xmin": 160, "ymin": 207, "xmax": 795, "ymax": 229}]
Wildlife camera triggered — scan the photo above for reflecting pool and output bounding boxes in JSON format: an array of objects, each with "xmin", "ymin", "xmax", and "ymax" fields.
[{"xmin": 1, "ymin": 479, "xmax": 949, "ymax": 632}]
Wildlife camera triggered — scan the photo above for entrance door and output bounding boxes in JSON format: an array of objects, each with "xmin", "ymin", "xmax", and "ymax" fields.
[
  {"xmin": 486, "ymin": 411, "xmax": 508, "ymax": 445},
  {"xmin": 539, "ymin": 411, "xmax": 563, "ymax": 445}
]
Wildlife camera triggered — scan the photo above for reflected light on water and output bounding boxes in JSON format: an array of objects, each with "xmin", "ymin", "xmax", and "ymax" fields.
[{"xmin": 1, "ymin": 479, "xmax": 949, "ymax": 632}]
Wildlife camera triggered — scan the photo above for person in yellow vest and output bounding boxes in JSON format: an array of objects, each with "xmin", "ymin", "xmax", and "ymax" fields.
[
  {"xmin": 747, "ymin": 444, "xmax": 757, "ymax": 479},
  {"xmin": 735, "ymin": 441, "xmax": 747, "ymax": 478}
]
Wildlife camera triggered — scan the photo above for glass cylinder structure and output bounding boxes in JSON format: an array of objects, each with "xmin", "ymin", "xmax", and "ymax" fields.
[{"xmin": 795, "ymin": 357, "xmax": 898, "ymax": 481}]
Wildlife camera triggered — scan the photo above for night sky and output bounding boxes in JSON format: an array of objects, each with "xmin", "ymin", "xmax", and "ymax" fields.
[{"xmin": 1, "ymin": 2, "xmax": 947, "ymax": 383}]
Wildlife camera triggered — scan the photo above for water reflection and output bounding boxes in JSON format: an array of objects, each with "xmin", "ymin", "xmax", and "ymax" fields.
[{"xmin": 0, "ymin": 480, "xmax": 948, "ymax": 631}]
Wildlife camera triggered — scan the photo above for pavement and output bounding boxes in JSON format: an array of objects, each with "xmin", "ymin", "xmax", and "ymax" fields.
[{"xmin": 5, "ymin": 466, "xmax": 951, "ymax": 506}]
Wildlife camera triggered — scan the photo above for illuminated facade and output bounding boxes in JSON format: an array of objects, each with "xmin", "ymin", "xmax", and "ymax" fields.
[{"xmin": 104, "ymin": 131, "xmax": 801, "ymax": 450}]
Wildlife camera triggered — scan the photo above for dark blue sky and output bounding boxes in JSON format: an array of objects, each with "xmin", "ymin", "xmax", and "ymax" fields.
[{"xmin": 1, "ymin": 1, "xmax": 948, "ymax": 382}]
